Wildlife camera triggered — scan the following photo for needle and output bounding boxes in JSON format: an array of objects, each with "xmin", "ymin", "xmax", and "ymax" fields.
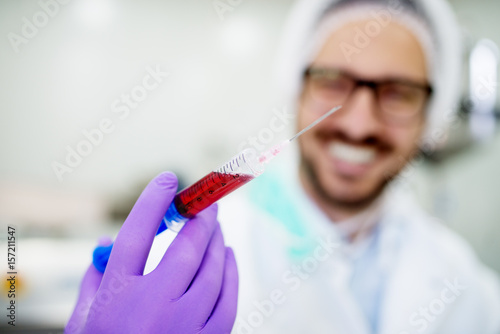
[{"xmin": 288, "ymin": 105, "xmax": 342, "ymax": 142}]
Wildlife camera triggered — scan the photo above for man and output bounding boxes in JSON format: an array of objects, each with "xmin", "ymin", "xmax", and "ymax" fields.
[
  {"xmin": 68, "ymin": 0, "xmax": 500, "ymax": 333},
  {"xmin": 218, "ymin": 0, "xmax": 500, "ymax": 333}
]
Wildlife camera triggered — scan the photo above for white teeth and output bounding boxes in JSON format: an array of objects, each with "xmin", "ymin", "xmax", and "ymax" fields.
[{"xmin": 329, "ymin": 142, "xmax": 376, "ymax": 164}]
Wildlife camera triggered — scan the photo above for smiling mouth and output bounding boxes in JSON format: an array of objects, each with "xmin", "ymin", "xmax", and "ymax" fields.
[{"xmin": 328, "ymin": 141, "xmax": 376, "ymax": 165}]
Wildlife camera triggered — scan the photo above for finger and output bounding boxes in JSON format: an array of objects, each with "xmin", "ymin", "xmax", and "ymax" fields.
[
  {"xmin": 182, "ymin": 224, "xmax": 225, "ymax": 319},
  {"xmin": 155, "ymin": 204, "xmax": 219, "ymax": 297},
  {"xmin": 110, "ymin": 172, "xmax": 178, "ymax": 275},
  {"xmin": 78, "ymin": 237, "xmax": 110, "ymax": 301},
  {"xmin": 202, "ymin": 247, "xmax": 239, "ymax": 334},
  {"xmin": 78, "ymin": 264, "xmax": 104, "ymax": 306},
  {"xmin": 97, "ymin": 236, "xmax": 113, "ymax": 246},
  {"xmin": 66, "ymin": 264, "xmax": 104, "ymax": 333}
]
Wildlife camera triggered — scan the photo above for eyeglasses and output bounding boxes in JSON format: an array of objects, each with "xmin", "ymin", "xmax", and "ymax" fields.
[{"xmin": 304, "ymin": 67, "xmax": 433, "ymax": 125}]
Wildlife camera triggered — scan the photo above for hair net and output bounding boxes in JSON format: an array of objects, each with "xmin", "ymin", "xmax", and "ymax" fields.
[{"xmin": 272, "ymin": 0, "xmax": 463, "ymax": 149}]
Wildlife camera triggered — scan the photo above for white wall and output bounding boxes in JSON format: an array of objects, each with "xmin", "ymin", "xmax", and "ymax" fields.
[{"xmin": 0, "ymin": 0, "xmax": 294, "ymax": 196}]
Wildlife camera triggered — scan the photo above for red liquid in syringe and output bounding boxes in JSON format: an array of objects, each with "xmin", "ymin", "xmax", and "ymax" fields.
[{"xmin": 173, "ymin": 171, "xmax": 254, "ymax": 218}]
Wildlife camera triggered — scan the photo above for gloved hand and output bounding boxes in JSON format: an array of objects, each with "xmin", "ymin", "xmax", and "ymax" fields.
[{"xmin": 65, "ymin": 172, "xmax": 239, "ymax": 334}]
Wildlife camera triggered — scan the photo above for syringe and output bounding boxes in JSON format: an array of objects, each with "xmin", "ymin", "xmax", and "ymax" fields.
[{"xmin": 93, "ymin": 105, "xmax": 341, "ymax": 273}]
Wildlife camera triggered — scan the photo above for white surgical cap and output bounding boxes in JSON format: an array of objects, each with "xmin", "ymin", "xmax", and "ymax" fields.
[{"xmin": 273, "ymin": 0, "xmax": 463, "ymax": 149}]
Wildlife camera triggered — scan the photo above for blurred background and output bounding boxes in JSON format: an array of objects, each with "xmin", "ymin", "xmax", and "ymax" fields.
[{"xmin": 0, "ymin": 0, "xmax": 498, "ymax": 331}]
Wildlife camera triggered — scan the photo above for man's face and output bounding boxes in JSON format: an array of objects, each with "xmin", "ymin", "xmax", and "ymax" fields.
[{"xmin": 297, "ymin": 19, "xmax": 429, "ymax": 213}]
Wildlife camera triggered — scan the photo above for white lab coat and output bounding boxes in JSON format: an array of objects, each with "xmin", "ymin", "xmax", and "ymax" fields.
[
  {"xmin": 217, "ymin": 160, "xmax": 500, "ymax": 334},
  {"xmin": 214, "ymin": 1, "xmax": 488, "ymax": 332}
]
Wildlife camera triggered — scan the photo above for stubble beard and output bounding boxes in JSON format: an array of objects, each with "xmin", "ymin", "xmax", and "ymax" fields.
[{"xmin": 299, "ymin": 153, "xmax": 394, "ymax": 213}]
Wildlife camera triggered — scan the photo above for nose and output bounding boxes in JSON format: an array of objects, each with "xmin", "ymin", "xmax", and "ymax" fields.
[{"xmin": 332, "ymin": 87, "xmax": 383, "ymax": 142}]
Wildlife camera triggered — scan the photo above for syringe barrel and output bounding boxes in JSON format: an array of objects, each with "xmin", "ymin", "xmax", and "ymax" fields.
[
  {"xmin": 93, "ymin": 107, "xmax": 338, "ymax": 272},
  {"xmin": 213, "ymin": 147, "xmax": 265, "ymax": 176},
  {"xmin": 92, "ymin": 149, "xmax": 264, "ymax": 273},
  {"xmin": 163, "ymin": 148, "xmax": 263, "ymax": 232}
]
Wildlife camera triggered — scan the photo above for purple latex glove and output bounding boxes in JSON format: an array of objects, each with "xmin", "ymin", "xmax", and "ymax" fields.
[{"xmin": 65, "ymin": 172, "xmax": 238, "ymax": 334}]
